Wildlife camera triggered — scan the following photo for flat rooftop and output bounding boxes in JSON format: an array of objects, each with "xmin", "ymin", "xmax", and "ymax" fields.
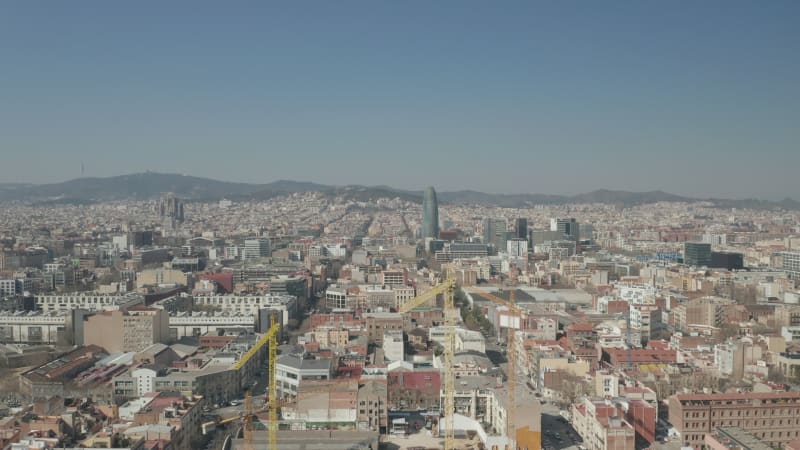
[{"xmin": 230, "ymin": 430, "xmax": 379, "ymax": 450}]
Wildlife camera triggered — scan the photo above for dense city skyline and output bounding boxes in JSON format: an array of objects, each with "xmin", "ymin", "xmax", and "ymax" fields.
[
  {"xmin": 4, "ymin": 2, "xmax": 800, "ymax": 450},
  {"xmin": 2, "ymin": 2, "xmax": 799, "ymax": 199}
]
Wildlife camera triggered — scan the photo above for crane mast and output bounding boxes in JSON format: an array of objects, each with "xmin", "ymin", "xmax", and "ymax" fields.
[
  {"xmin": 466, "ymin": 288, "xmax": 522, "ymax": 449},
  {"xmin": 506, "ymin": 289, "xmax": 517, "ymax": 449},
  {"xmin": 398, "ymin": 272, "xmax": 457, "ymax": 449},
  {"xmin": 443, "ymin": 278, "xmax": 456, "ymax": 450}
]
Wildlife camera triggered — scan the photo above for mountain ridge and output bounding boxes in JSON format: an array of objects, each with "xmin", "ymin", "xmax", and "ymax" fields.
[{"xmin": 0, "ymin": 172, "xmax": 797, "ymax": 210}]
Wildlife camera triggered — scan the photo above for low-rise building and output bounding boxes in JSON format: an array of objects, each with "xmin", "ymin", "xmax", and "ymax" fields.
[
  {"xmin": 20, "ymin": 345, "xmax": 108, "ymax": 400},
  {"xmin": 382, "ymin": 330, "xmax": 404, "ymax": 362},
  {"xmin": 168, "ymin": 311, "xmax": 255, "ymax": 340},
  {"xmin": 572, "ymin": 398, "xmax": 636, "ymax": 450},
  {"xmin": 704, "ymin": 426, "xmax": 773, "ymax": 450},
  {"xmin": 387, "ymin": 361, "xmax": 440, "ymax": 411},
  {"xmin": 0, "ymin": 310, "xmax": 72, "ymax": 344},
  {"xmin": 281, "ymin": 379, "xmax": 358, "ymax": 430},
  {"xmin": 668, "ymin": 391, "xmax": 800, "ymax": 449},
  {"xmin": 126, "ymin": 391, "xmax": 204, "ymax": 450},
  {"xmin": 275, "ymin": 355, "xmax": 333, "ymax": 397},
  {"xmin": 35, "ymin": 293, "xmax": 145, "ymax": 312},
  {"xmin": 357, "ymin": 380, "xmax": 388, "ymax": 433},
  {"xmin": 192, "ymin": 294, "xmax": 297, "ymax": 324},
  {"xmin": 364, "ymin": 312, "xmax": 403, "ymax": 345},
  {"xmin": 113, "ymin": 332, "xmax": 267, "ymax": 404}
]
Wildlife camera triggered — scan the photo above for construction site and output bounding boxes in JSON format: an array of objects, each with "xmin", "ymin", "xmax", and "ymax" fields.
[{"xmin": 202, "ymin": 273, "xmax": 541, "ymax": 450}]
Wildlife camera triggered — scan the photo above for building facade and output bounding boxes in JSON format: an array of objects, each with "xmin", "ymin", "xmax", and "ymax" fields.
[
  {"xmin": 668, "ymin": 392, "xmax": 800, "ymax": 449},
  {"xmin": 422, "ymin": 186, "xmax": 440, "ymax": 240},
  {"xmin": 192, "ymin": 294, "xmax": 296, "ymax": 323},
  {"xmin": 685, "ymin": 242, "xmax": 712, "ymax": 267},
  {"xmin": 275, "ymin": 355, "xmax": 332, "ymax": 397},
  {"xmin": 83, "ymin": 307, "xmax": 170, "ymax": 353},
  {"xmin": 242, "ymin": 238, "xmax": 271, "ymax": 260}
]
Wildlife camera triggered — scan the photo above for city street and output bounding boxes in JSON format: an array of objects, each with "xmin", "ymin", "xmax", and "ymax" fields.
[{"xmin": 539, "ymin": 395, "xmax": 583, "ymax": 450}]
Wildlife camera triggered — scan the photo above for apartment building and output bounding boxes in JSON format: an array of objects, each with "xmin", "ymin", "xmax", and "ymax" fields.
[
  {"xmin": 83, "ymin": 307, "xmax": 170, "ymax": 353},
  {"xmin": 448, "ymin": 375, "xmax": 506, "ymax": 435},
  {"xmin": 127, "ymin": 392, "xmax": 203, "ymax": 450},
  {"xmin": 572, "ymin": 398, "xmax": 636, "ymax": 450},
  {"xmin": 113, "ymin": 345, "xmax": 264, "ymax": 405},
  {"xmin": 668, "ymin": 392, "xmax": 800, "ymax": 449},
  {"xmin": 673, "ymin": 297, "xmax": 731, "ymax": 332},
  {"xmin": 357, "ymin": 380, "xmax": 388, "ymax": 433},
  {"xmin": 364, "ymin": 312, "xmax": 403, "ymax": 345},
  {"xmin": 379, "ymin": 270, "xmax": 407, "ymax": 286},
  {"xmin": 313, "ymin": 326, "xmax": 350, "ymax": 349},
  {"xmin": 275, "ymin": 355, "xmax": 332, "ymax": 397}
]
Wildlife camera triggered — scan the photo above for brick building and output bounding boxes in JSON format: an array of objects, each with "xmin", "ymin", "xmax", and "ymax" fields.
[
  {"xmin": 386, "ymin": 362, "xmax": 441, "ymax": 411},
  {"xmin": 364, "ymin": 312, "xmax": 403, "ymax": 345},
  {"xmin": 668, "ymin": 392, "xmax": 800, "ymax": 449}
]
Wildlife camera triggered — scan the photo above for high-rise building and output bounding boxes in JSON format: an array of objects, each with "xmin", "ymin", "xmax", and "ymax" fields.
[
  {"xmin": 684, "ymin": 242, "xmax": 712, "ymax": 267},
  {"xmin": 243, "ymin": 238, "xmax": 271, "ymax": 260},
  {"xmin": 515, "ymin": 218, "xmax": 528, "ymax": 240},
  {"xmin": 551, "ymin": 218, "xmax": 580, "ymax": 241},
  {"xmin": 422, "ymin": 186, "xmax": 440, "ymax": 240},
  {"xmin": 483, "ymin": 218, "xmax": 507, "ymax": 253}
]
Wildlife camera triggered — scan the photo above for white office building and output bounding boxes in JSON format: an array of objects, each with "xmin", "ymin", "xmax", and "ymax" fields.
[{"xmin": 506, "ymin": 238, "xmax": 528, "ymax": 258}]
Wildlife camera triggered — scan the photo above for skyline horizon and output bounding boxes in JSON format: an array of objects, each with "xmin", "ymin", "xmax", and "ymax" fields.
[
  {"xmin": 2, "ymin": 2, "xmax": 798, "ymax": 199},
  {"xmin": 1, "ymin": 169, "xmax": 798, "ymax": 203}
]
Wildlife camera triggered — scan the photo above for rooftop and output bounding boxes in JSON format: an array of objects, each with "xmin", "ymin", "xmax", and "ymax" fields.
[
  {"xmin": 674, "ymin": 391, "xmax": 800, "ymax": 402},
  {"xmin": 276, "ymin": 354, "xmax": 332, "ymax": 372},
  {"xmin": 707, "ymin": 426, "xmax": 774, "ymax": 450}
]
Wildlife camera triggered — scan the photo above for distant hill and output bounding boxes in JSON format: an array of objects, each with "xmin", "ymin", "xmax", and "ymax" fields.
[
  {"xmin": 0, "ymin": 172, "xmax": 796, "ymax": 210},
  {"xmin": 2, "ymin": 173, "xmax": 258, "ymax": 202}
]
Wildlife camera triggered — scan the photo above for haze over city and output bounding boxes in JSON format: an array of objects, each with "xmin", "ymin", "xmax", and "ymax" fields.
[
  {"xmin": 2, "ymin": 2, "xmax": 799, "ymax": 199},
  {"xmin": 4, "ymin": 4, "xmax": 800, "ymax": 450}
]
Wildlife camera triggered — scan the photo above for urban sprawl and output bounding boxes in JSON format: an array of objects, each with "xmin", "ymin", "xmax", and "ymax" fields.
[{"xmin": 2, "ymin": 187, "xmax": 800, "ymax": 450}]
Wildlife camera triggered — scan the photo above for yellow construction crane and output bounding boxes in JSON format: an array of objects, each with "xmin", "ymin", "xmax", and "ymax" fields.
[
  {"xmin": 247, "ymin": 320, "xmax": 282, "ymax": 450},
  {"xmin": 205, "ymin": 319, "xmax": 282, "ymax": 450},
  {"xmin": 467, "ymin": 288, "xmax": 522, "ymax": 449},
  {"xmin": 399, "ymin": 273, "xmax": 457, "ymax": 450}
]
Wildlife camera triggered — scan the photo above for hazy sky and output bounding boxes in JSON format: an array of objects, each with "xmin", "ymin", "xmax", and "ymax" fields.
[{"xmin": 1, "ymin": 2, "xmax": 798, "ymax": 199}]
